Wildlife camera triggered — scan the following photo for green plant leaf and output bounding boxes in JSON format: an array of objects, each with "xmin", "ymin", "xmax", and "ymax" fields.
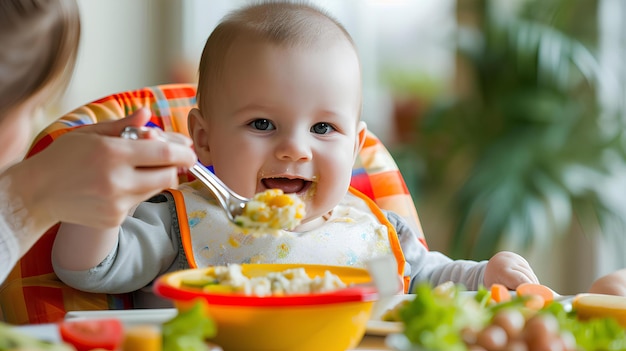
[{"xmin": 415, "ymin": 1, "xmax": 626, "ymax": 259}]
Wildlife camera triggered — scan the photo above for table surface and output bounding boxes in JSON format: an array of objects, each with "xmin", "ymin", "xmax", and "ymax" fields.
[
  {"xmin": 355, "ymin": 335, "xmax": 391, "ymax": 350},
  {"xmin": 15, "ymin": 321, "xmax": 394, "ymax": 351}
]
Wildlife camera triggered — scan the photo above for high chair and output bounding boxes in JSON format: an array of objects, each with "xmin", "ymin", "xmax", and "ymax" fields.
[{"xmin": 0, "ymin": 83, "xmax": 426, "ymax": 325}]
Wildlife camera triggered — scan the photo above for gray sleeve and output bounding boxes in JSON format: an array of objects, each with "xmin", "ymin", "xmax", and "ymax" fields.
[
  {"xmin": 53, "ymin": 193, "xmax": 184, "ymax": 294},
  {"xmin": 387, "ymin": 211, "xmax": 488, "ymax": 292}
]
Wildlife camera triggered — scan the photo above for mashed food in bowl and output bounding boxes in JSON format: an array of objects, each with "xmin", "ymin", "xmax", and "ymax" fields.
[{"xmin": 181, "ymin": 264, "xmax": 346, "ymax": 297}]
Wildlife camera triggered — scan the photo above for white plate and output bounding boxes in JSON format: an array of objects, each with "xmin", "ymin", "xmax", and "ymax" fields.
[
  {"xmin": 365, "ymin": 294, "xmax": 414, "ymax": 336},
  {"xmin": 366, "ymin": 319, "xmax": 404, "ymax": 336},
  {"xmin": 364, "ymin": 291, "xmax": 523, "ymax": 336},
  {"xmin": 12, "ymin": 309, "xmax": 178, "ymax": 343},
  {"xmin": 65, "ymin": 308, "xmax": 177, "ymax": 327},
  {"xmin": 15, "ymin": 309, "xmax": 222, "ymax": 351},
  {"xmin": 12, "ymin": 323, "xmax": 62, "ymax": 343}
]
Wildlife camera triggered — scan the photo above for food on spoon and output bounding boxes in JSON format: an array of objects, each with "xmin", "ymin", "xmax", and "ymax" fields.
[
  {"xmin": 234, "ymin": 189, "xmax": 305, "ymax": 232},
  {"xmin": 180, "ymin": 263, "xmax": 346, "ymax": 297}
]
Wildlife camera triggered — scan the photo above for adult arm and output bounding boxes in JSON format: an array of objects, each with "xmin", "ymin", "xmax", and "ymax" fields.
[{"xmin": 0, "ymin": 108, "xmax": 195, "ymax": 283}]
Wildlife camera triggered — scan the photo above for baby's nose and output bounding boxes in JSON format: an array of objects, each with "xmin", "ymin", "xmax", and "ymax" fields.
[{"xmin": 275, "ymin": 136, "xmax": 312, "ymax": 161}]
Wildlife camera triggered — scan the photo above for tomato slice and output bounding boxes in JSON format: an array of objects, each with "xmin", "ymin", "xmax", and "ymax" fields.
[{"xmin": 59, "ymin": 318, "xmax": 124, "ymax": 351}]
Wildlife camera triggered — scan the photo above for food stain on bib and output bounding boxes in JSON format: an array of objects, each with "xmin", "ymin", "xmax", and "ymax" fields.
[
  {"xmin": 276, "ymin": 243, "xmax": 290, "ymax": 259},
  {"xmin": 188, "ymin": 210, "xmax": 207, "ymax": 228}
]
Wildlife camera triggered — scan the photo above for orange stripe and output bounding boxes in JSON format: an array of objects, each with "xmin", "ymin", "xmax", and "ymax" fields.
[
  {"xmin": 370, "ymin": 171, "xmax": 410, "ymax": 198},
  {"xmin": 162, "ymin": 84, "xmax": 196, "ymax": 99},
  {"xmin": 164, "ymin": 189, "xmax": 197, "ymax": 268},
  {"xmin": 362, "ymin": 132, "xmax": 380, "ymax": 148},
  {"xmin": 92, "ymin": 94, "xmax": 120, "ymax": 104},
  {"xmin": 348, "ymin": 187, "xmax": 409, "ymax": 293}
]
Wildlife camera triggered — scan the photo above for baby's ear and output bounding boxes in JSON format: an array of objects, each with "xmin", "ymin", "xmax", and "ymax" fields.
[{"xmin": 188, "ymin": 108, "xmax": 212, "ymax": 162}]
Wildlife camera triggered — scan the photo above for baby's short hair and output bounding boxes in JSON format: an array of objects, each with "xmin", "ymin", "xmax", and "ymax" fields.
[{"xmin": 196, "ymin": 1, "xmax": 357, "ymax": 114}]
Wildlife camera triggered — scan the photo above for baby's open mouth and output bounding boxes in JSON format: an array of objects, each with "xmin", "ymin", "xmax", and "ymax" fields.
[{"xmin": 262, "ymin": 178, "xmax": 312, "ymax": 194}]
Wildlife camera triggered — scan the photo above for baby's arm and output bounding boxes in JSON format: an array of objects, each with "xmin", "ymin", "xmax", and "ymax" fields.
[
  {"xmin": 53, "ymin": 223, "xmax": 119, "ymax": 271},
  {"xmin": 389, "ymin": 211, "xmax": 486, "ymax": 291},
  {"xmin": 389, "ymin": 211, "xmax": 537, "ymax": 291},
  {"xmin": 52, "ymin": 195, "xmax": 180, "ymax": 294},
  {"xmin": 483, "ymin": 251, "xmax": 539, "ymax": 289}
]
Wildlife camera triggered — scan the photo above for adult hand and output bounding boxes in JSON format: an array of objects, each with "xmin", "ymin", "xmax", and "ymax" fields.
[
  {"xmin": 6, "ymin": 108, "xmax": 197, "ymax": 233},
  {"xmin": 483, "ymin": 251, "xmax": 540, "ymax": 290},
  {"xmin": 589, "ymin": 268, "xmax": 626, "ymax": 296}
]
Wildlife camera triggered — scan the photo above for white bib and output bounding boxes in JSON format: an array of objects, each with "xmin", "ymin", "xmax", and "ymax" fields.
[{"xmin": 177, "ymin": 182, "xmax": 393, "ymax": 268}]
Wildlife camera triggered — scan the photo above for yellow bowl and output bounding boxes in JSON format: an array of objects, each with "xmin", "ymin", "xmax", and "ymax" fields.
[{"xmin": 153, "ymin": 263, "xmax": 378, "ymax": 351}]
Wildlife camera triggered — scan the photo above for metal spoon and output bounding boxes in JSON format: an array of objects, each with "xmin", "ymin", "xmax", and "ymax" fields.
[
  {"xmin": 187, "ymin": 162, "xmax": 249, "ymax": 223},
  {"xmin": 120, "ymin": 126, "xmax": 250, "ymax": 224}
]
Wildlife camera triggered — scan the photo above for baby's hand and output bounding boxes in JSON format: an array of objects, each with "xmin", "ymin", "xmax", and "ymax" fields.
[{"xmin": 483, "ymin": 251, "xmax": 539, "ymax": 290}]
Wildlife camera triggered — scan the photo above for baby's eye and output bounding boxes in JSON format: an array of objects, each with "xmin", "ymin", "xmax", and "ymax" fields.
[
  {"xmin": 310, "ymin": 123, "xmax": 334, "ymax": 135},
  {"xmin": 249, "ymin": 119, "xmax": 275, "ymax": 131}
]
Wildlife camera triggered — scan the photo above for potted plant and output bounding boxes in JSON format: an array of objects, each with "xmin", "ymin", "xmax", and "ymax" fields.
[{"xmin": 413, "ymin": 0, "xmax": 626, "ymax": 260}]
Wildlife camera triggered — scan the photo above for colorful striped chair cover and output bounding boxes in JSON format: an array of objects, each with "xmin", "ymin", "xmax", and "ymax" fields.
[{"xmin": 0, "ymin": 83, "xmax": 426, "ymax": 325}]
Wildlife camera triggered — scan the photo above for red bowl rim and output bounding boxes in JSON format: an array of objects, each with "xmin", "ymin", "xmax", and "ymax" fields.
[{"xmin": 153, "ymin": 276, "xmax": 379, "ymax": 307}]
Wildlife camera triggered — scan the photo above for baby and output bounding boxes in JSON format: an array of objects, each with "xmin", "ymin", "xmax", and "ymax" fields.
[{"xmin": 52, "ymin": 1, "xmax": 538, "ymax": 305}]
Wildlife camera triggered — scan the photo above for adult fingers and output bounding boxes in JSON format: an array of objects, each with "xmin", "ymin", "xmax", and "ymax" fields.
[
  {"xmin": 120, "ymin": 137, "xmax": 196, "ymax": 169},
  {"xmin": 116, "ymin": 166, "xmax": 181, "ymax": 200},
  {"xmin": 158, "ymin": 130, "xmax": 193, "ymax": 147},
  {"xmin": 76, "ymin": 107, "xmax": 152, "ymax": 137}
]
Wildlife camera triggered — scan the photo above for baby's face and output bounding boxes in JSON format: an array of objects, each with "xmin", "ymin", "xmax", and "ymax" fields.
[{"xmin": 195, "ymin": 36, "xmax": 363, "ymax": 229}]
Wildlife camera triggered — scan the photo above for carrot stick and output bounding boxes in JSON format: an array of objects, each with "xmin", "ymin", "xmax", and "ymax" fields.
[
  {"xmin": 490, "ymin": 283, "xmax": 512, "ymax": 304},
  {"xmin": 523, "ymin": 294, "xmax": 546, "ymax": 310},
  {"xmin": 515, "ymin": 283, "xmax": 554, "ymax": 308}
]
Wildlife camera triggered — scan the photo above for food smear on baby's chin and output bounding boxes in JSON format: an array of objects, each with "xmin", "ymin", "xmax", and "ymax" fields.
[
  {"xmin": 234, "ymin": 188, "xmax": 305, "ymax": 234},
  {"xmin": 302, "ymin": 180, "xmax": 317, "ymax": 201}
]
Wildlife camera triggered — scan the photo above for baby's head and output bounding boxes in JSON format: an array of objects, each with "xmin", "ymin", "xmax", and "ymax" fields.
[
  {"xmin": 189, "ymin": 1, "xmax": 366, "ymax": 230},
  {"xmin": 0, "ymin": 0, "xmax": 80, "ymax": 168}
]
